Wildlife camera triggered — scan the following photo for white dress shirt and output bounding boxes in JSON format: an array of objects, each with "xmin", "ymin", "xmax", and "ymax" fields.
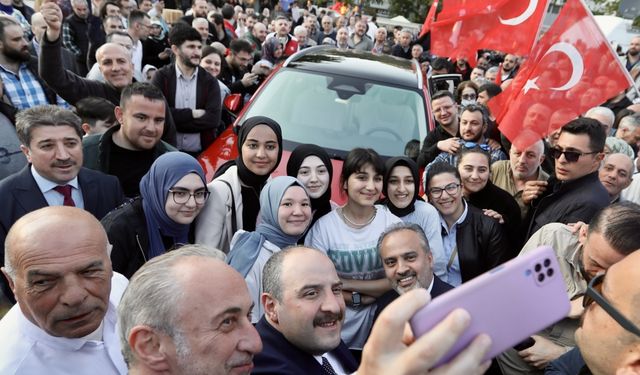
[
  {"xmin": 31, "ymin": 165, "xmax": 84, "ymax": 209},
  {"xmin": 0, "ymin": 273, "xmax": 129, "ymax": 374}
]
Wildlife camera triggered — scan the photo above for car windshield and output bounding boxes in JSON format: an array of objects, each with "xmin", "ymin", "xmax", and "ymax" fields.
[{"xmin": 241, "ymin": 69, "xmax": 428, "ymax": 157}]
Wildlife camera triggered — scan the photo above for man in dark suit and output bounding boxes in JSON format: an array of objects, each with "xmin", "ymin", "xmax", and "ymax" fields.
[
  {"xmin": 0, "ymin": 105, "xmax": 124, "ymax": 301},
  {"xmin": 151, "ymin": 25, "xmax": 221, "ymax": 155},
  {"xmin": 254, "ymin": 246, "xmax": 359, "ymax": 375},
  {"xmin": 374, "ymin": 222, "xmax": 454, "ymax": 323}
]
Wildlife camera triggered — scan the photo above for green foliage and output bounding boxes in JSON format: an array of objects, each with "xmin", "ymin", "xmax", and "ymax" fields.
[
  {"xmin": 387, "ymin": 0, "xmax": 431, "ymax": 23},
  {"xmin": 588, "ymin": 0, "xmax": 622, "ymax": 16}
]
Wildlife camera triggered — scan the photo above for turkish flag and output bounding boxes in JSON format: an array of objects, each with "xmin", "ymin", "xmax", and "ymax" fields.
[
  {"xmin": 430, "ymin": 0, "xmax": 547, "ymax": 62},
  {"xmin": 418, "ymin": 0, "xmax": 439, "ymax": 39},
  {"xmin": 489, "ymin": 0, "xmax": 632, "ymax": 148}
]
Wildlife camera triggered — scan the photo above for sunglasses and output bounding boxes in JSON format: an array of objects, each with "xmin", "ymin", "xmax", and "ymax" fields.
[
  {"xmin": 461, "ymin": 141, "xmax": 490, "ymax": 151},
  {"xmin": 550, "ymin": 147, "xmax": 599, "ymax": 163},
  {"xmin": 583, "ymin": 273, "xmax": 640, "ymax": 337}
]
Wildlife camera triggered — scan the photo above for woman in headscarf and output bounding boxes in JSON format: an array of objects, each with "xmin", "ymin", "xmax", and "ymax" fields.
[
  {"xmin": 196, "ymin": 116, "xmax": 283, "ymax": 253},
  {"xmin": 102, "ymin": 152, "xmax": 209, "ymax": 278},
  {"xmin": 257, "ymin": 36, "xmax": 284, "ymax": 68},
  {"xmin": 227, "ymin": 176, "xmax": 312, "ymax": 323},
  {"xmin": 286, "ymin": 143, "xmax": 335, "ymax": 233},
  {"xmin": 380, "ymin": 157, "xmax": 445, "ymax": 270}
]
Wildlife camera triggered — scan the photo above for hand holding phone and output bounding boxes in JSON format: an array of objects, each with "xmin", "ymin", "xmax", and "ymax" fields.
[{"xmin": 409, "ymin": 246, "xmax": 570, "ymax": 368}]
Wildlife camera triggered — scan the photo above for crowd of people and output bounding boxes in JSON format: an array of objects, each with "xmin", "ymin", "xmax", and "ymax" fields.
[{"xmin": 0, "ymin": 0, "xmax": 640, "ymax": 374}]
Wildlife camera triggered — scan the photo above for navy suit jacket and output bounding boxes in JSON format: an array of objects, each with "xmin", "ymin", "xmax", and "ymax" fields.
[
  {"xmin": 0, "ymin": 166, "xmax": 124, "ymax": 299},
  {"xmin": 373, "ymin": 274, "xmax": 454, "ymax": 323},
  {"xmin": 253, "ymin": 316, "xmax": 359, "ymax": 375}
]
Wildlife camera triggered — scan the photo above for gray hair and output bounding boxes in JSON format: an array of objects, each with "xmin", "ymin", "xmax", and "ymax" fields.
[
  {"xmin": 117, "ymin": 244, "xmax": 225, "ymax": 367},
  {"xmin": 585, "ymin": 106, "xmax": 615, "ymax": 127},
  {"xmin": 376, "ymin": 222, "xmax": 431, "ymax": 256},
  {"xmin": 293, "ymin": 25, "xmax": 307, "ymax": 36},
  {"xmin": 605, "ymin": 137, "xmax": 635, "ymax": 158},
  {"xmin": 71, "ymin": 0, "xmax": 88, "ymax": 6},
  {"xmin": 15, "ymin": 105, "xmax": 83, "ymax": 147},
  {"xmin": 262, "ymin": 245, "xmax": 324, "ymax": 302},
  {"xmin": 486, "ymin": 66, "xmax": 500, "ymax": 75},
  {"xmin": 192, "ymin": 17, "xmax": 208, "ymax": 27},
  {"xmin": 619, "ymin": 113, "xmax": 640, "ymax": 130}
]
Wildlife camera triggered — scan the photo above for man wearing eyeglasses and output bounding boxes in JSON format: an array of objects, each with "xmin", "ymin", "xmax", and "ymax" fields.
[
  {"xmin": 524, "ymin": 118, "xmax": 609, "ymax": 241},
  {"xmin": 547, "ymin": 248, "xmax": 640, "ymax": 374},
  {"xmin": 498, "ymin": 202, "xmax": 640, "ymax": 374}
]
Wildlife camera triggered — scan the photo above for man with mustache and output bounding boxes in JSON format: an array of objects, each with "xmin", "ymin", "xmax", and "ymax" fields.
[
  {"xmin": 0, "ymin": 105, "xmax": 124, "ymax": 302},
  {"xmin": 498, "ymin": 202, "xmax": 640, "ymax": 374},
  {"xmin": 374, "ymin": 223, "xmax": 453, "ymax": 322},
  {"xmin": 0, "ymin": 206, "xmax": 129, "ymax": 374},
  {"xmin": 253, "ymin": 246, "xmax": 359, "ymax": 374}
]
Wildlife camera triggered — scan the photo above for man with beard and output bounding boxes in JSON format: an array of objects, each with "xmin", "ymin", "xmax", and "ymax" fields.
[
  {"xmin": 348, "ymin": 19, "xmax": 372, "ymax": 51},
  {"xmin": 374, "ymin": 223, "xmax": 453, "ymax": 322},
  {"xmin": 253, "ymin": 246, "xmax": 359, "ymax": 374},
  {"xmin": 498, "ymin": 202, "xmax": 640, "ymax": 374},
  {"xmin": 0, "ymin": 16, "xmax": 62, "ymax": 111},
  {"xmin": 0, "ymin": 106, "xmax": 124, "ymax": 302},
  {"xmin": 500, "ymin": 53, "xmax": 519, "ymax": 82},
  {"xmin": 244, "ymin": 18, "xmax": 266, "ymax": 62},
  {"xmin": 426, "ymin": 104, "xmax": 507, "ymax": 171},
  {"xmin": 625, "ymin": 36, "xmax": 640, "ymax": 72},
  {"xmin": 267, "ymin": 16, "xmax": 298, "ymax": 58},
  {"xmin": 219, "ymin": 38, "xmax": 259, "ymax": 97},
  {"xmin": 417, "ymin": 91, "xmax": 460, "ymax": 168},
  {"xmin": 151, "ymin": 25, "xmax": 221, "ymax": 154}
]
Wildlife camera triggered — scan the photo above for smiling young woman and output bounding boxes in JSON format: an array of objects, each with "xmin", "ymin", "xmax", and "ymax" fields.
[
  {"xmin": 196, "ymin": 116, "xmax": 283, "ymax": 253},
  {"xmin": 305, "ymin": 148, "xmax": 402, "ymax": 350}
]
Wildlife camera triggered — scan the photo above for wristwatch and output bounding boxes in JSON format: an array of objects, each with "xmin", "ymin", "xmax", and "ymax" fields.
[{"xmin": 352, "ymin": 291, "xmax": 361, "ymax": 307}]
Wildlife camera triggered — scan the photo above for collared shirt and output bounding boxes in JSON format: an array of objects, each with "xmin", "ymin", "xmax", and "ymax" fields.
[
  {"xmin": 131, "ymin": 39, "xmax": 143, "ymax": 74},
  {"xmin": 31, "ymin": 165, "xmax": 85, "ymax": 209},
  {"xmin": 520, "ymin": 222, "xmax": 586, "ymax": 299},
  {"xmin": 174, "ymin": 64, "xmax": 201, "ymax": 152},
  {"xmin": 438, "ymin": 200, "xmax": 469, "ymax": 287},
  {"xmin": 491, "ymin": 160, "xmax": 550, "ymax": 219},
  {"xmin": 32, "ymin": 38, "xmax": 41, "ymax": 56},
  {"xmin": 0, "ymin": 273, "xmax": 129, "ymax": 375},
  {"xmin": 313, "ymin": 352, "xmax": 348, "ymax": 374},
  {"xmin": 0, "ymin": 63, "xmax": 50, "ymax": 110}
]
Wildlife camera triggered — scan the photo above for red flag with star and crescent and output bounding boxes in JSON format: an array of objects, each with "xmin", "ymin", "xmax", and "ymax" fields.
[
  {"xmin": 430, "ymin": 0, "xmax": 548, "ymax": 62},
  {"xmin": 488, "ymin": 0, "xmax": 632, "ymax": 147}
]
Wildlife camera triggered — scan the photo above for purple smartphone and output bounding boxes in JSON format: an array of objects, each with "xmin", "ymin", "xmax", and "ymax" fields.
[{"xmin": 409, "ymin": 246, "xmax": 570, "ymax": 367}]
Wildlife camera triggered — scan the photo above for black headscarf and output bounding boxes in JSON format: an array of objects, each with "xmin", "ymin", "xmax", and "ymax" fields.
[
  {"xmin": 235, "ymin": 116, "xmax": 283, "ymax": 231},
  {"xmin": 286, "ymin": 144, "xmax": 334, "ymax": 225},
  {"xmin": 382, "ymin": 157, "xmax": 420, "ymax": 218},
  {"xmin": 235, "ymin": 116, "xmax": 283, "ymax": 187}
]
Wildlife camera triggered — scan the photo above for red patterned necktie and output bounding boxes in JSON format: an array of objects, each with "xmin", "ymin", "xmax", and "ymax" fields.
[{"xmin": 53, "ymin": 185, "xmax": 75, "ymax": 207}]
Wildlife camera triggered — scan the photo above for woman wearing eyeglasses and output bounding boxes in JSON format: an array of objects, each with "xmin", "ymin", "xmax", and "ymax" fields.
[
  {"xmin": 425, "ymin": 161, "xmax": 511, "ymax": 287},
  {"xmin": 306, "ymin": 148, "xmax": 402, "ymax": 350},
  {"xmin": 102, "ymin": 152, "xmax": 209, "ymax": 278},
  {"xmin": 457, "ymin": 146, "xmax": 523, "ymax": 252}
]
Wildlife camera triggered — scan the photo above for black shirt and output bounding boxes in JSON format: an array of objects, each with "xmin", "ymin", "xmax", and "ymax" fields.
[{"xmin": 109, "ymin": 139, "xmax": 156, "ymax": 197}]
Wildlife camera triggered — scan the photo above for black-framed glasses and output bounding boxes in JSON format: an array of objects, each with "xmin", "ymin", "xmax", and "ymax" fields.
[
  {"xmin": 428, "ymin": 183, "xmax": 461, "ymax": 199},
  {"xmin": 461, "ymin": 141, "xmax": 490, "ymax": 151},
  {"xmin": 550, "ymin": 147, "xmax": 599, "ymax": 163},
  {"xmin": 168, "ymin": 189, "xmax": 210, "ymax": 204},
  {"xmin": 583, "ymin": 273, "xmax": 640, "ymax": 337}
]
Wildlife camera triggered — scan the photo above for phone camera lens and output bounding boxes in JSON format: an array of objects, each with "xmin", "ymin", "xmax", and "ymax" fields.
[
  {"xmin": 537, "ymin": 273, "xmax": 545, "ymax": 282},
  {"xmin": 544, "ymin": 258, "xmax": 551, "ymax": 267},
  {"xmin": 547, "ymin": 268, "xmax": 554, "ymax": 277},
  {"xmin": 534, "ymin": 263, "xmax": 542, "ymax": 272}
]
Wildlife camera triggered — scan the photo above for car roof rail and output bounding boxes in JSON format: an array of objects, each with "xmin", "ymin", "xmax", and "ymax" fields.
[{"xmin": 282, "ymin": 45, "xmax": 338, "ymax": 67}]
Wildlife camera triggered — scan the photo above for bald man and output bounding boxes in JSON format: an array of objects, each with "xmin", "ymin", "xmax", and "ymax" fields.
[
  {"xmin": 599, "ymin": 153, "xmax": 634, "ymax": 203},
  {"xmin": 0, "ymin": 206, "xmax": 128, "ymax": 374},
  {"xmin": 38, "ymin": 2, "xmax": 176, "ymax": 145}
]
